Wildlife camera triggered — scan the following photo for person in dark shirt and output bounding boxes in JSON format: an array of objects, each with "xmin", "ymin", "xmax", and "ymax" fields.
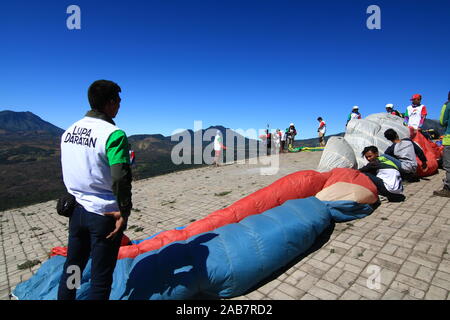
[
  {"xmin": 384, "ymin": 128, "xmax": 427, "ymax": 182},
  {"xmin": 286, "ymin": 123, "xmax": 297, "ymax": 148},
  {"xmin": 385, "ymin": 104, "xmax": 403, "ymax": 117}
]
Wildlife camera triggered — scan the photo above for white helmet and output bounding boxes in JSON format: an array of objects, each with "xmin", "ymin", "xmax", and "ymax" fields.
[
  {"xmin": 385, "ymin": 103, "xmax": 394, "ymax": 109},
  {"xmin": 290, "ymin": 123, "xmax": 294, "ymax": 126},
  {"xmin": 352, "ymin": 106, "xmax": 359, "ymax": 110}
]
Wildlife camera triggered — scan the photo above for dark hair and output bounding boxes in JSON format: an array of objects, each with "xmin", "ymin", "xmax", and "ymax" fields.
[
  {"xmin": 361, "ymin": 145, "xmax": 378, "ymax": 157},
  {"xmin": 384, "ymin": 128, "xmax": 399, "ymax": 141},
  {"xmin": 317, "ymin": 117, "xmax": 323, "ymax": 121},
  {"xmin": 88, "ymin": 80, "xmax": 121, "ymax": 111}
]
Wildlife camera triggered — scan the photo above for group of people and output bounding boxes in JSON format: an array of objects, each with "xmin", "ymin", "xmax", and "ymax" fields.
[
  {"xmin": 346, "ymin": 93, "xmax": 429, "ymax": 131},
  {"xmin": 357, "ymin": 92, "xmax": 450, "ymax": 203},
  {"xmin": 56, "ymin": 79, "xmax": 450, "ymax": 300},
  {"xmin": 266, "ymin": 119, "xmax": 327, "ymax": 154},
  {"xmin": 261, "ymin": 123, "xmax": 298, "ymax": 155}
]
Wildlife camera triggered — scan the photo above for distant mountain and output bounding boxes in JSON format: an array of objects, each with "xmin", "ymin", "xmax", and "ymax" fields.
[
  {"xmin": 0, "ymin": 110, "xmax": 64, "ymax": 137},
  {"xmin": 2, "ymin": 109, "xmax": 442, "ymax": 211},
  {"xmin": 295, "ymin": 132, "xmax": 345, "ymax": 147}
]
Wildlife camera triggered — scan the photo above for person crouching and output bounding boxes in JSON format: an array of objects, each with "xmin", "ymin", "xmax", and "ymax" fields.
[{"xmin": 359, "ymin": 146, "xmax": 405, "ymax": 202}]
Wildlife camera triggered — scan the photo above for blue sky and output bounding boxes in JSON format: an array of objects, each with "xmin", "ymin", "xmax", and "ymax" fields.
[{"xmin": 1, "ymin": 0, "xmax": 449, "ymax": 139}]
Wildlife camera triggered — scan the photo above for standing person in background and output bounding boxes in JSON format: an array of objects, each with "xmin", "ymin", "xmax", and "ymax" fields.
[
  {"xmin": 433, "ymin": 91, "xmax": 450, "ymax": 197},
  {"xmin": 129, "ymin": 144, "xmax": 135, "ymax": 166},
  {"xmin": 286, "ymin": 123, "xmax": 297, "ymax": 149},
  {"xmin": 346, "ymin": 106, "xmax": 362, "ymax": 127},
  {"xmin": 273, "ymin": 129, "xmax": 281, "ymax": 154},
  {"xmin": 265, "ymin": 129, "xmax": 272, "ymax": 155},
  {"xmin": 213, "ymin": 130, "xmax": 227, "ymax": 167},
  {"xmin": 385, "ymin": 104, "xmax": 402, "ymax": 117},
  {"xmin": 58, "ymin": 80, "xmax": 132, "ymax": 300},
  {"xmin": 404, "ymin": 94, "xmax": 427, "ymax": 130},
  {"xmin": 317, "ymin": 117, "xmax": 326, "ymax": 147},
  {"xmin": 280, "ymin": 128, "xmax": 287, "ymax": 152}
]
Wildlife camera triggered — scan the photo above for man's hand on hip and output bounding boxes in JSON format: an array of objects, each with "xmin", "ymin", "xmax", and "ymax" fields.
[{"xmin": 104, "ymin": 211, "xmax": 127, "ymax": 240}]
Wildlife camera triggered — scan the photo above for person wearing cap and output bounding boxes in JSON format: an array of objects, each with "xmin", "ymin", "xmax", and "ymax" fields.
[
  {"xmin": 346, "ymin": 106, "xmax": 362, "ymax": 127},
  {"xmin": 286, "ymin": 123, "xmax": 297, "ymax": 149},
  {"xmin": 317, "ymin": 117, "xmax": 326, "ymax": 147},
  {"xmin": 404, "ymin": 94, "xmax": 427, "ymax": 130},
  {"xmin": 433, "ymin": 91, "xmax": 450, "ymax": 197},
  {"xmin": 385, "ymin": 104, "xmax": 402, "ymax": 117}
]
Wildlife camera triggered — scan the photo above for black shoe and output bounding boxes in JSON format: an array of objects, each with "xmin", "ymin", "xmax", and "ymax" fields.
[{"xmin": 433, "ymin": 188, "xmax": 450, "ymax": 198}]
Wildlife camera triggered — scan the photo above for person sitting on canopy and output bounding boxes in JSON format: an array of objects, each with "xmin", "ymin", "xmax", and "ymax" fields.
[
  {"xmin": 383, "ymin": 128, "xmax": 427, "ymax": 182},
  {"xmin": 385, "ymin": 103, "xmax": 403, "ymax": 117},
  {"xmin": 346, "ymin": 106, "xmax": 362, "ymax": 127},
  {"xmin": 359, "ymin": 146, "xmax": 405, "ymax": 202},
  {"xmin": 286, "ymin": 123, "xmax": 297, "ymax": 148}
]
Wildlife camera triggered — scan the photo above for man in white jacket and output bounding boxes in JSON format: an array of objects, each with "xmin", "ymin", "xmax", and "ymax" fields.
[{"xmin": 58, "ymin": 80, "xmax": 132, "ymax": 300}]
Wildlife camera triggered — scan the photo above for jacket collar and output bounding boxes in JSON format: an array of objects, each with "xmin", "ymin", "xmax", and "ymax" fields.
[{"xmin": 85, "ymin": 109, "xmax": 115, "ymax": 125}]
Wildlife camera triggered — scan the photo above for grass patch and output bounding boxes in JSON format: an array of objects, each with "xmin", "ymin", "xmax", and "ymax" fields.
[
  {"xmin": 18, "ymin": 260, "xmax": 40, "ymax": 270},
  {"xmin": 381, "ymin": 217, "xmax": 388, "ymax": 221},
  {"xmin": 132, "ymin": 208, "xmax": 141, "ymax": 212},
  {"xmin": 330, "ymin": 248, "xmax": 335, "ymax": 254},
  {"xmin": 134, "ymin": 227, "xmax": 144, "ymax": 232},
  {"xmin": 29, "ymin": 227, "xmax": 42, "ymax": 231},
  {"xmin": 214, "ymin": 191, "xmax": 232, "ymax": 197}
]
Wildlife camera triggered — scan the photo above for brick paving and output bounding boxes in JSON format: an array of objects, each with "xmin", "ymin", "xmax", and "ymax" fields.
[{"xmin": 1, "ymin": 151, "xmax": 449, "ymax": 300}]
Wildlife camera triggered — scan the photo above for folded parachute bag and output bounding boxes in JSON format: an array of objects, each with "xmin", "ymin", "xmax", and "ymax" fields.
[{"xmin": 13, "ymin": 168, "xmax": 377, "ymax": 300}]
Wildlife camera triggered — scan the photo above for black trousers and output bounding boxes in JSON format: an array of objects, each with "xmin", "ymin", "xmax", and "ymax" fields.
[
  {"xmin": 57, "ymin": 205, "xmax": 122, "ymax": 300},
  {"xmin": 363, "ymin": 173, "xmax": 405, "ymax": 202}
]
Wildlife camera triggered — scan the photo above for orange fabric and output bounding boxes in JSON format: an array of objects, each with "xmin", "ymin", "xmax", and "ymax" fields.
[
  {"xmin": 412, "ymin": 131, "xmax": 444, "ymax": 177},
  {"xmin": 116, "ymin": 170, "xmax": 328, "ymax": 259},
  {"xmin": 51, "ymin": 168, "xmax": 377, "ymax": 260}
]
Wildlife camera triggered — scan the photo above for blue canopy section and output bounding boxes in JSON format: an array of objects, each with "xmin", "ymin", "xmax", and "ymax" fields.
[{"xmin": 13, "ymin": 198, "xmax": 373, "ymax": 300}]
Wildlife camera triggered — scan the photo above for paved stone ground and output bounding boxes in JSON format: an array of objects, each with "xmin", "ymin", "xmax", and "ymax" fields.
[{"xmin": 1, "ymin": 151, "xmax": 449, "ymax": 300}]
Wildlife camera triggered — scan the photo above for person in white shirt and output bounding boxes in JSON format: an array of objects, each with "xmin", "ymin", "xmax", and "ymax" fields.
[
  {"xmin": 317, "ymin": 117, "xmax": 326, "ymax": 147},
  {"xmin": 280, "ymin": 129, "xmax": 287, "ymax": 152},
  {"xmin": 272, "ymin": 129, "xmax": 281, "ymax": 154},
  {"xmin": 58, "ymin": 80, "xmax": 132, "ymax": 300},
  {"xmin": 213, "ymin": 130, "xmax": 226, "ymax": 166},
  {"xmin": 404, "ymin": 94, "xmax": 427, "ymax": 130}
]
